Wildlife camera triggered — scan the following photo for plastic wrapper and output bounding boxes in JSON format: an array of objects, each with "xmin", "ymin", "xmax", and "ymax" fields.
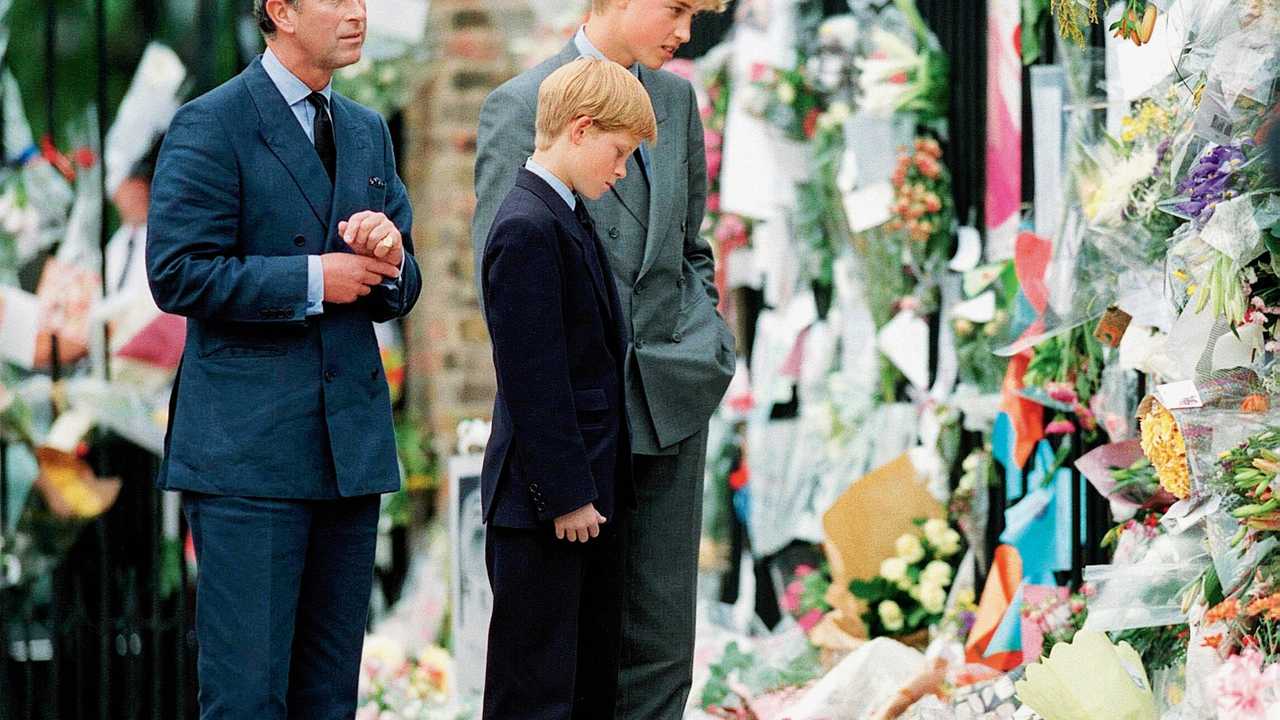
[
  {"xmin": 1139, "ymin": 368, "xmax": 1280, "ymax": 500},
  {"xmin": 778, "ymin": 637, "xmax": 926, "ymax": 719},
  {"xmin": 1203, "ymin": 505, "xmax": 1280, "ymax": 597},
  {"xmin": 1082, "ymin": 529, "xmax": 1209, "ymax": 632},
  {"xmin": 691, "ymin": 607, "xmax": 824, "ymax": 717}
]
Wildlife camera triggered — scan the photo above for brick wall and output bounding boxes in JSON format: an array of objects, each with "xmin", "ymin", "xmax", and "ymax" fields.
[{"xmin": 403, "ymin": 0, "xmax": 534, "ymax": 458}]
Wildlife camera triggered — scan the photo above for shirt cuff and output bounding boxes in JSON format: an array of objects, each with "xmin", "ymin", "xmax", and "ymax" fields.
[
  {"xmin": 379, "ymin": 250, "xmax": 405, "ymax": 290},
  {"xmin": 306, "ymin": 255, "xmax": 325, "ymax": 316}
]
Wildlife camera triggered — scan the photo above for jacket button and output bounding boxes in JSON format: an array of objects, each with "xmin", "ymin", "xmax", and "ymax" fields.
[
  {"xmin": 672, "ymin": 331, "xmax": 683, "ymax": 343},
  {"xmin": 608, "ymin": 227, "xmax": 619, "ymax": 239},
  {"xmin": 634, "ymin": 283, "xmax": 643, "ymax": 295},
  {"xmin": 371, "ymin": 369, "xmax": 379, "ymax": 380},
  {"xmin": 681, "ymin": 221, "xmax": 688, "ymax": 233},
  {"xmin": 635, "ymin": 338, "xmax": 645, "ymax": 350},
  {"xmin": 293, "ymin": 235, "xmax": 306, "ymax": 247},
  {"xmin": 324, "ymin": 369, "xmax": 337, "ymax": 382},
  {"xmin": 677, "ymin": 276, "xmax": 686, "ymax": 288}
]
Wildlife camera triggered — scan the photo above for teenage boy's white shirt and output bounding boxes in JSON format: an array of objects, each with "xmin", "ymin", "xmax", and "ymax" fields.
[
  {"xmin": 524, "ymin": 157, "xmax": 576, "ymax": 211},
  {"xmin": 261, "ymin": 47, "xmax": 403, "ymax": 317}
]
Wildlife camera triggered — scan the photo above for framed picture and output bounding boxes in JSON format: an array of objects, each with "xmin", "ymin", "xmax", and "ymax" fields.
[{"xmin": 448, "ymin": 453, "xmax": 490, "ymax": 701}]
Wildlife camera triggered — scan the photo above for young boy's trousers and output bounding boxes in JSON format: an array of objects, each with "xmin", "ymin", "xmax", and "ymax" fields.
[{"xmin": 483, "ymin": 519, "xmax": 626, "ymax": 720}]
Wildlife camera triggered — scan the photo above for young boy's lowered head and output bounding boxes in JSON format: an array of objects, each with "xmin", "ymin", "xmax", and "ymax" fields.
[{"xmin": 531, "ymin": 57, "xmax": 658, "ymax": 201}]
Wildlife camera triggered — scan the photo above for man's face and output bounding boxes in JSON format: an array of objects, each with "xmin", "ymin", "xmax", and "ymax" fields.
[
  {"xmin": 614, "ymin": 0, "xmax": 696, "ymax": 69},
  {"xmin": 570, "ymin": 123, "xmax": 640, "ymax": 201},
  {"xmin": 275, "ymin": 0, "xmax": 367, "ymax": 71}
]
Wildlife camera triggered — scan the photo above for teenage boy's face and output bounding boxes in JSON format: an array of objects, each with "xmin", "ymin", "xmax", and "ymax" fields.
[
  {"xmin": 615, "ymin": 0, "xmax": 696, "ymax": 69},
  {"xmin": 571, "ymin": 124, "xmax": 640, "ymax": 201}
]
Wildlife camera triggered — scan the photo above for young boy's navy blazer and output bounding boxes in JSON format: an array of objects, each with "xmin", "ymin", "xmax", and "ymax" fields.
[
  {"xmin": 480, "ymin": 167, "xmax": 634, "ymax": 719},
  {"xmin": 480, "ymin": 167, "xmax": 633, "ymax": 530}
]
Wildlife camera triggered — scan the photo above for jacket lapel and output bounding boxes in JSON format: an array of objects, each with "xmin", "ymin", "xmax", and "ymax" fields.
[
  {"xmin": 326, "ymin": 94, "xmax": 372, "ymax": 249},
  {"xmin": 242, "ymin": 57, "xmax": 333, "ymax": 228},
  {"xmin": 516, "ymin": 170, "xmax": 614, "ymax": 324},
  {"xmin": 637, "ymin": 65, "xmax": 676, "ymax": 282}
]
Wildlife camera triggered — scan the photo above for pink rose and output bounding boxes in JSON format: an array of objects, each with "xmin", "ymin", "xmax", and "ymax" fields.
[
  {"xmin": 794, "ymin": 564, "xmax": 814, "ymax": 578},
  {"xmin": 706, "ymin": 149, "xmax": 723, "ymax": 182},
  {"xmin": 798, "ymin": 609, "xmax": 824, "ymax": 633},
  {"xmin": 749, "ymin": 62, "xmax": 770, "ymax": 83},
  {"xmin": 715, "ymin": 214, "xmax": 747, "ymax": 244},
  {"xmin": 707, "ymin": 192, "xmax": 721, "ymax": 213},
  {"xmin": 704, "ymin": 130, "xmax": 723, "ymax": 151}
]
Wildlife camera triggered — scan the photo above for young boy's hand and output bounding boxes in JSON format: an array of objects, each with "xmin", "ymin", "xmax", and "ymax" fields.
[{"xmin": 554, "ymin": 503, "xmax": 607, "ymax": 543}]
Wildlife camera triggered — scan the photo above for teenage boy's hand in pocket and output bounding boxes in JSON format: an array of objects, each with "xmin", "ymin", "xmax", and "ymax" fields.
[{"xmin": 554, "ymin": 503, "xmax": 607, "ymax": 543}]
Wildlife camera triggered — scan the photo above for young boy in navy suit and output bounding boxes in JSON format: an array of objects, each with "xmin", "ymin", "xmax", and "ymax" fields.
[{"xmin": 479, "ymin": 57, "xmax": 658, "ymax": 720}]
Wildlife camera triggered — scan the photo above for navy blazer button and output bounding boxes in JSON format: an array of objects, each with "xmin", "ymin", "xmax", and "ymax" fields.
[
  {"xmin": 672, "ymin": 331, "xmax": 683, "ymax": 343},
  {"xmin": 635, "ymin": 338, "xmax": 645, "ymax": 349},
  {"xmin": 324, "ymin": 369, "xmax": 337, "ymax": 382},
  {"xmin": 608, "ymin": 227, "xmax": 619, "ymax": 239},
  {"xmin": 294, "ymin": 235, "xmax": 306, "ymax": 247},
  {"xmin": 371, "ymin": 369, "xmax": 379, "ymax": 379},
  {"xmin": 369, "ymin": 177, "xmax": 385, "ymax": 188}
]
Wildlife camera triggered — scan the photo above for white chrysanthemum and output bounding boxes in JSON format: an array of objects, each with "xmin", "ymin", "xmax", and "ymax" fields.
[
  {"xmin": 895, "ymin": 533, "xmax": 925, "ymax": 563},
  {"xmin": 922, "ymin": 560, "xmax": 952, "ymax": 587},
  {"xmin": 880, "ymin": 556, "xmax": 909, "ymax": 583},
  {"xmin": 920, "ymin": 582, "xmax": 948, "ymax": 614},
  {"xmin": 878, "ymin": 600, "xmax": 905, "ymax": 632}
]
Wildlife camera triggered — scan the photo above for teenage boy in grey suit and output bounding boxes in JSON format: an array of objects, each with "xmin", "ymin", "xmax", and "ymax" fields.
[{"xmin": 471, "ymin": 1, "xmax": 733, "ymax": 717}]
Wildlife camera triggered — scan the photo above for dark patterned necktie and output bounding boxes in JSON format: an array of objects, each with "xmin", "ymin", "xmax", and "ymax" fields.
[{"xmin": 306, "ymin": 92, "xmax": 336, "ymax": 182}]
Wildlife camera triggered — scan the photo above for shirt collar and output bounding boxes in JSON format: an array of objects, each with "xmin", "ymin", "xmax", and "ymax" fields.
[
  {"xmin": 573, "ymin": 26, "xmax": 641, "ymax": 78},
  {"xmin": 524, "ymin": 157, "xmax": 576, "ymax": 211},
  {"xmin": 262, "ymin": 47, "xmax": 332, "ymax": 107}
]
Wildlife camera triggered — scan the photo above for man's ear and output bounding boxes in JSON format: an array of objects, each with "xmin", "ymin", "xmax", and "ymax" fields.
[{"xmin": 265, "ymin": 0, "xmax": 297, "ymax": 35}]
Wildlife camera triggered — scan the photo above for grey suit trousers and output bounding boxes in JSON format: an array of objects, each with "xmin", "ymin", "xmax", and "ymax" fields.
[{"xmin": 616, "ymin": 429, "xmax": 708, "ymax": 720}]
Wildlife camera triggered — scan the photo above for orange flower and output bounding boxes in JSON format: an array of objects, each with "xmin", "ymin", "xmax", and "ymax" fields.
[
  {"xmin": 1241, "ymin": 394, "xmax": 1270, "ymax": 412},
  {"xmin": 924, "ymin": 194, "xmax": 942, "ymax": 213},
  {"xmin": 1205, "ymin": 598, "xmax": 1240, "ymax": 624},
  {"xmin": 1244, "ymin": 593, "xmax": 1280, "ymax": 619},
  {"xmin": 1203, "ymin": 634, "xmax": 1224, "ymax": 649}
]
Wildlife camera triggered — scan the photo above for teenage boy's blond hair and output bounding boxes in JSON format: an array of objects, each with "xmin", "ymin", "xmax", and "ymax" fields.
[
  {"xmin": 590, "ymin": 0, "xmax": 728, "ymax": 12},
  {"xmin": 534, "ymin": 57, "xmax": 658, "ymax": 151}
]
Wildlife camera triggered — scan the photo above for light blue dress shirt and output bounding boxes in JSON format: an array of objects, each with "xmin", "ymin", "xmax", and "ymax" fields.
[
  {"xmin": 572, "ymin": 27, "xmax": 653, "ymax": 178},
  {"xmin": 261, "ymin": 48, "xmax": 401, "ymax": 316},
  {"xmin": 524, "ymin": 157, "xmax": 576, "ymax": 211}
]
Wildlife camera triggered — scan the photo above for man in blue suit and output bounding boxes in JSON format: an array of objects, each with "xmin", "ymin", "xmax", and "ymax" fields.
[{"xmin": 145, "ymin": 0, "xmax": 421, "ymax": 717}]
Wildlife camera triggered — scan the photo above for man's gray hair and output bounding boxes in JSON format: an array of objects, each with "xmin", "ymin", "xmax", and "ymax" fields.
[{"xmin": 253, "ymin": 0, "xmax": 299, "ymax": 36}]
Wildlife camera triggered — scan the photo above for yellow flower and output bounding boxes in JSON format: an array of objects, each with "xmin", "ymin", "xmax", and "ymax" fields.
[{"xmin": 1139, "ymin": 401, "xmax": 1191, "ymax": 499}]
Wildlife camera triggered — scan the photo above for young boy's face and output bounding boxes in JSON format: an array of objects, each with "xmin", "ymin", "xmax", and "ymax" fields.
[
  {"xmin": 611, "ymin": 0, "xmax": 696, "ymax": 69},
  {"xmin": 570, "ymin": 124, "xmax": 641, "ymax": 201}
]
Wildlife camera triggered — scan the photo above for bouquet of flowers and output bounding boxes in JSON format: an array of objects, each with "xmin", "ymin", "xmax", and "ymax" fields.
[
  {"xmin": 746, "ymin": 60, "xmax": 829, "ymax": 143},
  {"xmin": 1023, "ymin": 588, "xmax": 1090, "ymax": 657},
  {"xmin": 356, "ymin": 637, "xmax": 470, "ymax": 720},
  {"xmin": 1212, "ymin": 426, "xmax": 1280, "ymax": 542},
  {"xmin": 1139, "ymin": 400, "xmax": 1191, "ymax": 500},
  {"xmin": 781, "ymin": 564, "xmax": 833, "ymax": 633},
  {"xmin": 1022, "ymin": 325, "xmax": 1105, "ymax": 438},
  {"xmin": 855, "ymin": 0, "xmax": 948, "ymax": 124},
  {"xmin": 850, "ymin": 518, "xmax": 963, "ymax": 640},
  {"xmin": 886, "ymin": 137, "xmax": 953, "ymax": 268}
]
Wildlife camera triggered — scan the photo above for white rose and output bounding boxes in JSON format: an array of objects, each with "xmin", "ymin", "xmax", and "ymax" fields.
[
  {"xmin": 938, "ymin": 529, "xmax": 963, "ymax": 557},
  {"xmin": 895, "ymin": 533, "xmax": 925, "ymax": 563},
  {"xmin": 878, "ymin": 600, "xmax": 905, "ymax": 632},
  {"xmin": 922, "ymin": 518, "xmax": 950, "ymax": 546},
  {"xmin": 922, "ymin": 560, "xmax": 952, "ymax": 587},
  {"xmin": 962, "ymin": 453, "xmax": 981, "ymax": 472},
  {"xmin": 880, "ymin": 556, "xmax": 909, "ymax": 582},
  {"xmin": 919, "ymin": 582, "xmax": 947, "ymax": 614},
  {"xmin": 777, "ymin": 81, "xmax": 797, "ymax": 105}
]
